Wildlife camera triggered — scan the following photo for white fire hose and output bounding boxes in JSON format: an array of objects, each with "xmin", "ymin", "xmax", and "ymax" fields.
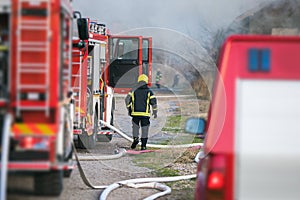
[
  {"xmin": 99, "ymin": 175, "xmax": 196, "ymax": 200},
  {"xmin": 0, "ymin": 114, "xmax": 12, "ymax": 200},
  {"xmin": 125, "ymin": 182, "xmax": 171, "ymax": 200},
  {"xmin": 77, "ymin": 148, "xmax": 127, "ymax": 161}
]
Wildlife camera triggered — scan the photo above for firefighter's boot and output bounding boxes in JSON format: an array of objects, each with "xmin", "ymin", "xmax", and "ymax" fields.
[
  {"xmin": 141, "ymin": 138, "xmax": 148, "ymax": 150},
  {"xmin": 131, "ymin": 137, "xmax": 139, "ymax": 149}
]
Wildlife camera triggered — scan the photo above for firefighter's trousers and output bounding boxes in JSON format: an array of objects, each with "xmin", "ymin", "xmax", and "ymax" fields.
[{"xmin": 132, "ymin": 116, "xmax": 150, "ymax": 138}]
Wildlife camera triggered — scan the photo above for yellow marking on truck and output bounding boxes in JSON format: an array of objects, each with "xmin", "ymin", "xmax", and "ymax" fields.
[
  {"xmin": 12, "ymin": 123, "xmax": 56, "ymax": 136},
  {"xmin": 36, "ymin": 124, "xmax": 55, "ymax": 136},
  {"xmin": 13, "ymin": 124, "xmax": 32, "ymax": 135}
]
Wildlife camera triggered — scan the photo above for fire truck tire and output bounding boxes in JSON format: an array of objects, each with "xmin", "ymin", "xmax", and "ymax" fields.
[
  {"xmin": 74, "ymin": 138, "xmax": 80, "ymax": 148},
  {"xmin": 64, "ymin": 169, "xmax": 73, "ymax": 178},
  {"xmin": 76, "ymin": 136, "xmax": 84, "ymax": 148},
  {"xmin": 97, "ymin": 134, "xmax": 112, "ymax": 142},
  {"xmin": 110, "ymin": 112, "xmax": 114, "ymax": 126},
  {"xmin": 34, "ymin": 170, "xmax": 63, "ymax": 196},
  {"xmin": 78, "ymin": 132, "xmax": 96, "ymax": 149},
  {"xmin": 106, "ymin": 134, "xmax": 113, "ymax": 141},
  {"xmin": 111, "ymin": 97, "xmax": 115, "ymax": 125}
]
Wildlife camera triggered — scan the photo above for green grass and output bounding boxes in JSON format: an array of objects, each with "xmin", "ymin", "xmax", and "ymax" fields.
[
  {"xmin": 193, "ymin": 136, "xmax": 203, "ymax": 143},
  {"xmin": 161, "ymin": 115, "xmax": 187, "ymax": 132},
  {"xmin": 156, "ymin": 167, "xmax": 180, "ymax": 177},
  {"xmin": 164, "ymin": 115, "xmax": 182, "ymax": 126},
  {"xmin": 158, "ymin": 115, "xmax": 204, "ymax": 145},
  {"xmin": 161, "ymin": 127, "xmax": 183, "ymax": 132},
  {"xmin": 167, "ymin": 182, "xmax": 196, "ymax": 200},
  {"xmin": 133, "ymin": 150, "xmax": 179, "ymax": 170}
]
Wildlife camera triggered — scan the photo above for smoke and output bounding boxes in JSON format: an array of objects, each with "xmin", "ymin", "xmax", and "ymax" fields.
[
  {"xmin": 73, "ymin": 0, "xmax": 277, "ymax": 38},
  {"xmin": 72, "ymin": 0, "xmax": 279, "ymax": 96},
  {"xmin": 72, "ymin": 0, "xmax": 279, "ymax": 62}
]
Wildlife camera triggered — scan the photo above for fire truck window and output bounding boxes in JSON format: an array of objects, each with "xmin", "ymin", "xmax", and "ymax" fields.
[
  {"xmin": 72, "ymin": 19, "xmax": 79, "ymax": 38},
  {"xmin": 114, "ymin": 39, "xmax": 139, "ymax": 60},
  {"xmin": 142, "ymin": 40, "xmax": 149, "ymax": 61}
]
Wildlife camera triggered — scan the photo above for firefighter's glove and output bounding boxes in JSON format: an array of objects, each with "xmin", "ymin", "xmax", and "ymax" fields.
[
  {"xmin": 153, "ymin": 111, "xmax": 157, "ymax": 119},
  {"xmin": 127, "ymin": 108, "xmax": 132, "ymax": 116}
]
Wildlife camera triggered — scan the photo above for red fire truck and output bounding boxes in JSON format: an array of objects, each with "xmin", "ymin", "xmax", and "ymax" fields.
[
  {"xmin": 186, "ymin": 35, "xmax": 300, "ymax": 200},
  {"xmin": 72, "ymin": 17, "xmax": 152, "ymax": 148},
  {"xmin": 1, "ymin": 0, "xmax": 74, "ymax": 196},
  {"xmin": 0, "ymin": 0, "xmax": 153, "ymax": 197},
  {"xmin": 72, "ymin": 17, "xmax": 113, "ymax": 148}
]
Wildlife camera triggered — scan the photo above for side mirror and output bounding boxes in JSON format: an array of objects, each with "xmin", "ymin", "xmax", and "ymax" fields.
[
  {"xmin": 77, "ymin": 18, "xmax": 89, "ymax": 40},
  {"xmin": 185, "ymin": 118, "xmax": 206, "ymax": 135},
  {"xmin": 73, "ymin": 40, "xmax": 86, "ymax": 49}
]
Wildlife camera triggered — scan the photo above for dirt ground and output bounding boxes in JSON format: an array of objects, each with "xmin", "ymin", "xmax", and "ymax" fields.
[{"xmin": 7, "ymin": 91, "xmax": 209, "ymax": 200}]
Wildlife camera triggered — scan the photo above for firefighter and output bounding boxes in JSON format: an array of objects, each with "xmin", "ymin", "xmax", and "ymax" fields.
[
  {"xmin": 155, "ymin": 68, "xmax": 162, "ymax": 89},
  {"xmin": 125, "ymin": 74, "xmax": 157, "ymax": 150}
]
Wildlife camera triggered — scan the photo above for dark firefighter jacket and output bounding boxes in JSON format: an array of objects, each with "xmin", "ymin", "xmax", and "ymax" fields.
[{"xmin": 125, "ymin": 83, "xmax": 157, "ymax": 117}]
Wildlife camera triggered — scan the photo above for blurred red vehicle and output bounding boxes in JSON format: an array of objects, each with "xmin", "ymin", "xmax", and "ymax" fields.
[{"xmin": 186, "ymin": 35, "xmax": 300, "ymax": 200}]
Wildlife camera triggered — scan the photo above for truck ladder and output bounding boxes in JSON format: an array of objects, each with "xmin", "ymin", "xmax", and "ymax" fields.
[
  {"xmin": 62, "ymin": 20, "xmax": 72, "ymax": 96},
  {"xmin": 16, "ymin": 0, "xmax": 51, "ymax": 117},
  {"xmin": 72, "ymin": 49, "xmax": 83, "ymax": 124}
]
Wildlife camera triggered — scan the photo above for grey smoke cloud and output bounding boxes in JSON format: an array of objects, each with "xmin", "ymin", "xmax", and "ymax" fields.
[
  {"xmin": 72, "ymin": 0, "xmax": 279, "ymax": 93},
  {"xmin": 73, "ymin": 0, "xmax": 277, "ymax": 38}
]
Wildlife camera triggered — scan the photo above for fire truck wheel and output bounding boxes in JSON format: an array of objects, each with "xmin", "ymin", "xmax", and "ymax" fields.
[
  {"xmin": 111, "ymin": 97, "xmax": 115, "ymax": 125},
  {"xmin": 110, "ymin": 112, "xmax": 114, "ymax": 126},
  {"xmin": 64, "ymin": 169, "xmax": 73, "ymax": 178},
  {"xmin": 78, "ymin": 132, "xmax": 96, "ymax": 149},
  {"xmin": 34, "ymin": 170, "xmax": 63, "ymax": 196},
  {"xmin": 97, "ymin": 134, "xmax": 112, "ymax": 142}
]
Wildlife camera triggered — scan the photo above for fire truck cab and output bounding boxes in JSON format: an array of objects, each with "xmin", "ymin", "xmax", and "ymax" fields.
[
  {"xmin": 1, "ymin": 0, "xmax": 74, "ymax": 196},
  {"xmin": 186, "ymin": 35, "xmax": 300, "ymax": 200}
]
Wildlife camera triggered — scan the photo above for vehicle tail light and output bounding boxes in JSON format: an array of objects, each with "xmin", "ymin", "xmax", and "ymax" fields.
[
  {"xmin": 207, "ymin": 171, "xmax": 224, "ymax": 190},
  {"xmin": 206, "ymin": 154, "xmax": 226, "ymax": 199},
  {"xmin": 18, "ymin": 136, "xmax": 50, "ymax": 150},
  {"xmin": 22, "ymin": 136, "xmax": 34, "ymax": 149},
  {"xmin": 195, "ymin": 153, "xmax": 227, "ymax": 200}
]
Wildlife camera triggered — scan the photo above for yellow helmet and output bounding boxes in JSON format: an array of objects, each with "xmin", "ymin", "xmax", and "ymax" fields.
[{"xmin": 137, "ymin": 74, "xmax": 148, "ymax": 84}]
